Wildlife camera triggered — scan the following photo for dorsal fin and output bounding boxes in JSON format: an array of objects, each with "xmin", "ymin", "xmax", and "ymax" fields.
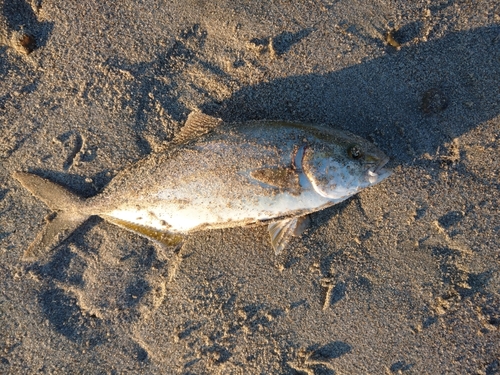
[{"xmin": 172, "ymin": 111, "xmax": 223, "ymax": 145}]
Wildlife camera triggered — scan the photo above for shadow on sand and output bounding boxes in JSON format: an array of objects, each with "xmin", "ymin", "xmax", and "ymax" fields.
[{"xmin": 203, "ymin": 25, "xmax": 499, "ymax": 168}]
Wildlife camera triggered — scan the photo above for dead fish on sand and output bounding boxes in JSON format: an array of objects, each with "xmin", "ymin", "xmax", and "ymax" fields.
[{"xmin": 13, "ymin": 112, "xmax": 392, "ymax": 260}]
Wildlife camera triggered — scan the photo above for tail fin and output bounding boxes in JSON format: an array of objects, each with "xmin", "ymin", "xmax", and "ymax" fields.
[{"xmin": 12, "ymin": 172, "xmax": 91, "ymax": 261}]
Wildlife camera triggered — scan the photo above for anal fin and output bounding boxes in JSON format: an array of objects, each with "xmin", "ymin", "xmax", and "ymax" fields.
[
  {"xmin": 268, "ymin": 215, "xmax": 310, "ymax": 255},
  {"xmin": 101, "ymin": 215, "xmax": 184, "ymax": 248}
]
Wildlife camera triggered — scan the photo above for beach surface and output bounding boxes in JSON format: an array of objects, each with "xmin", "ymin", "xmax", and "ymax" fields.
[{"xmin": 1, "ymin": 1, "xmax": 499, "ymax": 373}]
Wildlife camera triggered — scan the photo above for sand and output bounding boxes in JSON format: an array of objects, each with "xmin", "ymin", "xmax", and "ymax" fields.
[{"xmin": 1, "ymin": 0, "xmax": 499, "ymax": 374}]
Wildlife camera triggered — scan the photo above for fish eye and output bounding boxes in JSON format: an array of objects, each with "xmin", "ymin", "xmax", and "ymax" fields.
[{"xmin": 348, "ymin": 145, "xmax": 363, "ymax": 159}]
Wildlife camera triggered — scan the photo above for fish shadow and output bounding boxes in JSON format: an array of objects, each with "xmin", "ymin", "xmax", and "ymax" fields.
[
  {"xmin": 105, "ymin": 25, "xmax": 499, "ymax": 171},
  {"xmin": 205, "ymin": 25, "xmax": 500, "ymax": 172},
  {"xmin": 198, "ymin": 25, "xmax": 500, "ymax": 248},
  {"xmin": 26, "ymin": 168, "xmax": 114, "ymax": 197}
]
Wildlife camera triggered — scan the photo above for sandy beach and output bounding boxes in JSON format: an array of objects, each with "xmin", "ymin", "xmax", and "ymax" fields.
[{"xmin": 1, "ymin": 1, "xmax": 499, "ymax": 373}]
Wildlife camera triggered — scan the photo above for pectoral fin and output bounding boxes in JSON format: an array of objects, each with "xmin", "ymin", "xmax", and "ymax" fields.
[
  {"xmin": 251, "ymin": 167, "xmax": 302, "ymax": 195},
  {"xmin": 101, "ymin": 215, "xmax": 184, "ymax": 248},
  {"xmin": 268, "ymin": 215, "xmax": 310, "ymax": 255}
]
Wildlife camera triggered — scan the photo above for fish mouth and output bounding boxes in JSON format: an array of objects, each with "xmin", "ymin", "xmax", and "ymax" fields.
[
  {"xmin": 373, "ymin": 156, "xmax": 390, "ymax": 174},
  {"xmin": 366, "ymin": 156, "xmax": 392, "ymax": 183}
]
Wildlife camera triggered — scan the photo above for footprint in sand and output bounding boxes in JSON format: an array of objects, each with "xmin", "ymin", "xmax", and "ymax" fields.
[{"xmin": 27, "ymin": 225, "xmax": 181, "ymax": 344}]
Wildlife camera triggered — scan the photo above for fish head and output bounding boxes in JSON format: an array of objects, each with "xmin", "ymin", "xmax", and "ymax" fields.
[{"xmin": 301, "ymin": 129, "xmax": 392, "ymax": 201}]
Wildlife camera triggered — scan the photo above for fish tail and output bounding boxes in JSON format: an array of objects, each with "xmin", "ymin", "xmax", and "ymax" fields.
[{"xmin": 12, "ymin": 172, "xmax": 92, "ymax": 261}]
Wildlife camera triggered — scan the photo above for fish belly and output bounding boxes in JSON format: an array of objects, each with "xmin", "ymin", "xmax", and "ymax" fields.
[{"xmin": 104, "ymin": 188, "xmax": 331, "ymax": 233}]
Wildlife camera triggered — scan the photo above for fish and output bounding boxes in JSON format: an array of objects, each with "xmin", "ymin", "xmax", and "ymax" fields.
[{"xmin": 13, "ymin": 111, "xmax": 392, "ymax": 260}]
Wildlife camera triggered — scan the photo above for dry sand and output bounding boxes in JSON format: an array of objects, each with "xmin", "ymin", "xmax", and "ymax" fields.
[{"xmin": 1, "ymin": 0, "xmax": 499, "ymax": 374}]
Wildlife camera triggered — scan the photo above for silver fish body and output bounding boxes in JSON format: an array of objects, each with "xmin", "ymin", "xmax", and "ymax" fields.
[{"xmin": 13, "ymin": 112, "xmax": 392, "ymax": 259}]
